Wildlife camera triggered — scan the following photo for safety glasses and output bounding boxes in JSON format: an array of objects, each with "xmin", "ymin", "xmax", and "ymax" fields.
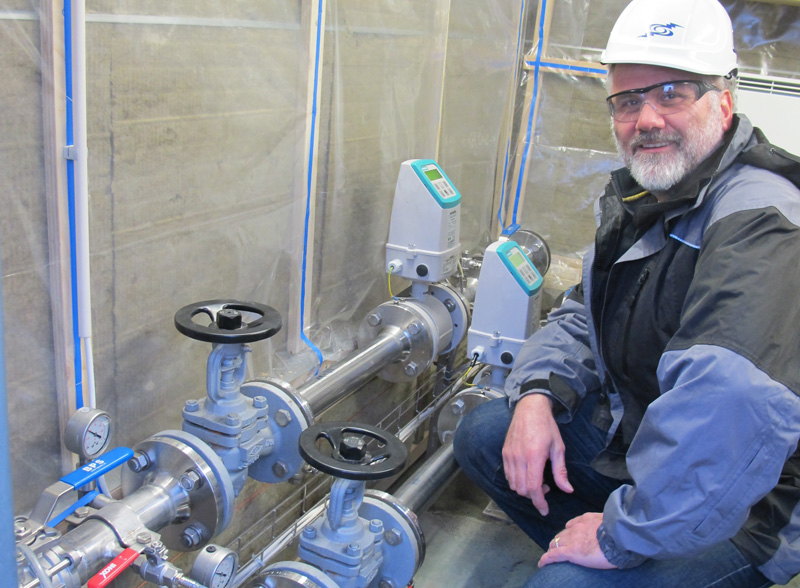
[{"xmin": 606, "ymin": 80, "xmax": 721, "ymax": 122}]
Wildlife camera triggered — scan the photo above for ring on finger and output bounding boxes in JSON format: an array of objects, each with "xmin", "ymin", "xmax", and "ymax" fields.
[{"xmin": 554, "ymin": 536, "xmax": 561, "ymax": 548}]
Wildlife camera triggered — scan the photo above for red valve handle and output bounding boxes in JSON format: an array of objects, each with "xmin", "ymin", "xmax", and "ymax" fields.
[{"xmin": 87, "ymin": 548, "xmax": 139, "ymax": 588}]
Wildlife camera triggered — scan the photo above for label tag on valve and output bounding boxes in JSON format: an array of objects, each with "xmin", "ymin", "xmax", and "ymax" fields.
[{"xmin": 88, "ymin": 548, "xmax": 140, "ymax": 588}]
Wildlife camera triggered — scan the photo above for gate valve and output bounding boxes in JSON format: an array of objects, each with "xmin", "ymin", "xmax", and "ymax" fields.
[
  {"xmin": 174, "ymin": 300, "xmax": 281, "ymax": 344},
  {"xmin": 299, "ymin": 422, "xmax": 407, "ymax": 481}
]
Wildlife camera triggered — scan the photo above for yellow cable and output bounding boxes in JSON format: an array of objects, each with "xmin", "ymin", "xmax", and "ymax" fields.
[
  {"xmin": 622, "ymin": 190, "xmax": 649, "ymax": 203},
  {"xmin": 388, "ymin": 265, "xmax": 396, "ymax": 299}
]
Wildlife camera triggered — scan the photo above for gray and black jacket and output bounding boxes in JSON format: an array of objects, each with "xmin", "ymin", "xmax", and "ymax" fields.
[{"xmin": 505, "ymin": 114, "xmax": 800, "ymax": 583}]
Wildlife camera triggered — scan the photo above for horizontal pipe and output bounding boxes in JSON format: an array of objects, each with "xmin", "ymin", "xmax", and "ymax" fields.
[
  {"xmin": 230, "ymin": 500, "xmax": 327, "ymax": 588},
  {"xmin": 392, "ymin": 442, "xmax": 459, "ymax": 515},
  {"xmin": 299, "ymin": 327, "xmax": 407, "ymax": 416}
]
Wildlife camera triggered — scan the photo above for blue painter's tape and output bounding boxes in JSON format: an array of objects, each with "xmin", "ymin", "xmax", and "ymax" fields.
[
  {"xmin": 509, "ymin": 0, "xmax": 607, "ymax": 229},
  {"xmin": 64, "ymin": 0, "xmax": 84, "ymax": 409},
  {"xmin": 299, "ymin": 0, "xmax": 326, "ymax": 373}
]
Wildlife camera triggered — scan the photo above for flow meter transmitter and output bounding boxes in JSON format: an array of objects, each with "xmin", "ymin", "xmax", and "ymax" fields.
[
  {"xmin": 385, "ymin": 159, "xmax": 461, "ymax": 283},
  {"xmin": 468, "ymin": 240, "xmax": 543, "ymax": 368}
]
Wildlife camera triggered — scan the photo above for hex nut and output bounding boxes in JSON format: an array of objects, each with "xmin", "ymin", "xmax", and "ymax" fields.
[
  {"xmin": 184, "ymin": 399, "xmax": 200, "ymax": 413},
  {"xmin": 403, "ymin": 362, "xmax": 418, "ymax": 377},
  {"xmin": 128, "ymin": 451, "xmax": 150, "ymax": 473},
  {"xmin": 451, "ymin": 399, "xmax": 466, "ymax": 415},
  {"xmin": 367, "ymin": 313, "xmax": 382, "ymax": 327},
  {"xmin": 384, "ymin": 528, "xmax": 403, "ymax": 546},
  {"xmin": 272, "ymin": 460, "xmax": 289, "ymax": 478},
  {"xmin": 180, "ymin": 470, "xmax": 203, "ymax": 492},
  {"xmin": 181, "ymin": 525, "xmax": 205, "ymax": 549},
  {"xmin": 274, "ymin": 409, "xmax": 292, "ymax": 427},
  {"xmin": 137, "ymin": 532, "xmax": 152, "ymax": 545},
  {"xmin": 253, "ymin": 395, "xmax": 268, "ymax": 409}
]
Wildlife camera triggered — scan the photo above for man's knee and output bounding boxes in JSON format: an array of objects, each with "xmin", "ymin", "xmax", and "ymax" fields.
[{"xmin": 453, "ymin": 397, "xmax": 511, "ymax": 470}]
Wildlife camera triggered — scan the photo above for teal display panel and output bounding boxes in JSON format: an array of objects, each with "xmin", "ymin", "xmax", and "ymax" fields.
[
  {"xmin": 497, "ymin": 241, "xmax": 543, "ymax": 295},
  {"xmin": 410, "ymin": 159, "xmax": 461, "ymax": 209}
]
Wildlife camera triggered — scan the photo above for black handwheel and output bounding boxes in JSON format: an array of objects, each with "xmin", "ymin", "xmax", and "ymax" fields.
[
  {"xmin": 174, "ymin": 300, "xmax": 282, "ymax": 344},
  {"xmin": 299, "ymin": 422, "xmax": 408, "ymax": 481}
]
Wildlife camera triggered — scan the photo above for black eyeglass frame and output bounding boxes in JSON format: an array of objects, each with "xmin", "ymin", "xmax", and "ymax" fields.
[{"xmin": 606, "ymin": 79, "xmax": 721, "ymax": 121}]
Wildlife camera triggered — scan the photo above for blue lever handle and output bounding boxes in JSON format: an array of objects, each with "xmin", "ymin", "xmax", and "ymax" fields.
[{"xmin": 60, "ymin": 446, "xmax": 134, "ymax": 489}]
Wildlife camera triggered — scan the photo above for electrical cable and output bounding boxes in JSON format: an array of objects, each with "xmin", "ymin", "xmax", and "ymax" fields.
[
  {"xmin": 388, "ymin": 265, "xmax": 399, "ymax": 300},
  {"xmin": 458, "ymin": 352, "xmax": 481, "ymax": 387}
]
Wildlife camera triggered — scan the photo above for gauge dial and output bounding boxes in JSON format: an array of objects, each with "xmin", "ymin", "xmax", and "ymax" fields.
[
  {"xmin": 64, "ymin": 407, "xmax": 113, "ymax": 459},
  {"xmin": 191, "ymin": 545, "xmax": 238, "ymax": 588},
  {"xmin": 83, "ymin": 413, "xmax": 110, "ymax": 456}
]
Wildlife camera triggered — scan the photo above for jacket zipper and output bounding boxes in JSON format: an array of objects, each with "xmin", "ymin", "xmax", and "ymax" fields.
[{"xmin": 621, "ymin": 267, "xmax": 651, "ymax": 376}]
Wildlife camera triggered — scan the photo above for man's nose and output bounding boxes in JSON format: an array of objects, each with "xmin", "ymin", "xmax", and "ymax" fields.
[{"xmin": 635, "ymin": 101, "xmax": 666, "ymax": 132}]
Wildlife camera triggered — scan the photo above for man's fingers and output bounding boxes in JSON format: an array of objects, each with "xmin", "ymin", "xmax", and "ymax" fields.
[
  {"xmin": 530, "ymin": 486, "xmax": 549, "ymax": 516},
  {"xmin": 551, "ymin": 445, "xmax": 574, "ymax": 494},
  {"xmin": 538, "ymin": 546, "xmax": 568, "ymax": 568}
]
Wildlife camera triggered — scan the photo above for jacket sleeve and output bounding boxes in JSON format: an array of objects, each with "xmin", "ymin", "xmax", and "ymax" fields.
[
  {"xmin": 598, "ymin": 183, "xmax": 800, "ymax": 566},
  {"xmin": 504, "ymin": 283, "xmax": 600, "ymax": 421}
]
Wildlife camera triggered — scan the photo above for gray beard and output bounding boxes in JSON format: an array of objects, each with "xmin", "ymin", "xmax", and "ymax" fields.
[{"xmin": 615, "ymin": 98, "xmax": 726, "ymax": 192}]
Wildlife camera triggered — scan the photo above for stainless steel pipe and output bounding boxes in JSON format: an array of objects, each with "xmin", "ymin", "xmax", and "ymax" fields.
[
  {"xmin": 392, "ymin": 442, "xmax": 459, "ymax": 515},
  {"xmin": 299, "ymin": 326, "xmax": 408, "ymax": 416}
]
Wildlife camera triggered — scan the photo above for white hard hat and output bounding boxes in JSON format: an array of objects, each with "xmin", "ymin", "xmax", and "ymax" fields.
[{"xmin": 600, "ymin": 0, "xmax": 738, "ymax": 76}]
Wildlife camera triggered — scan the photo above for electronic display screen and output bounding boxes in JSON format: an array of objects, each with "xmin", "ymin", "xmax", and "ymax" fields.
[
  {"xmin": 424, "ymin": 167, "xmax": 443, "ymax": 182},
  {"xmin": 508, "ymin": 250, "xmax": 526, "ymax": 268}
]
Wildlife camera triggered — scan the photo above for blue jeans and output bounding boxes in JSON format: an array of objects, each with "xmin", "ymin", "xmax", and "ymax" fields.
[{"xmin": 452, "ymin": 396, "xmax": 772, "ymax": 588}]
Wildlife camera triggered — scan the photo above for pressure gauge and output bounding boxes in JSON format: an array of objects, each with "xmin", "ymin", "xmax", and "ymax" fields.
[
  {"xmin": 191, "ymin": 544, "xmax": 239, "ymax": 588},
  {"xmin": 64, "ymin": 407, "xmax": 112, "ymax": 459}
]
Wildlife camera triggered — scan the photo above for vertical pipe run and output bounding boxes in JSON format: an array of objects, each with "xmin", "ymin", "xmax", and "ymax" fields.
[{"xmin": 0, "ymin": 236, "xmax": 18, "ymax": 584}]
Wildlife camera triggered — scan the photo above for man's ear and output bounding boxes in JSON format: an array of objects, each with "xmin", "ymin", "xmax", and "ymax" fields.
[{"xmin": 720, "ymin": 90, "xmax": 734, "ymax": 131}]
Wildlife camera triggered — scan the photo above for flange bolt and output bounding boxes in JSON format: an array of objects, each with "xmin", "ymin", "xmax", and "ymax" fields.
[{"xmin": 128, "ymin": 451, "xmax": 151, "ymax": 473}]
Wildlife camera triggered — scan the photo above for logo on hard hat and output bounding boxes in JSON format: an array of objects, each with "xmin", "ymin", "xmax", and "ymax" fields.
[{"xmin": 638, "ymin": 23, "xmax": 684, "ymax": 38}]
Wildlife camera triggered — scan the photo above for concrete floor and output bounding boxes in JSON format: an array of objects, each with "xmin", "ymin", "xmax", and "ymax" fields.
[
  {"xmin": 412, "ymin": 471, "xmax": 800, "ymax": 588},
  {"xmin": 412, "ymin": 471, "xmax": 541, "ymax": 588}
]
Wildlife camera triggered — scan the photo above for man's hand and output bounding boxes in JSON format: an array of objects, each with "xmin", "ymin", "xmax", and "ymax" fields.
[
  {"xmin": 502, "ymin": 394, "xmax": 573, "ymax": 516},
  {"xmin": 538, "ymin": 512, "xmax": 616, "ymax": 569}
]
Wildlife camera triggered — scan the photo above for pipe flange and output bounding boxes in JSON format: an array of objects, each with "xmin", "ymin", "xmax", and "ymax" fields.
[
  {"xmin": 257, "ymin": 561, "xmax": 340, "ymax": 588},
  {"xmin": 121, "ymin": 430, "xmax": 235, "ymax": 551},
  {"xmin": 362, "ymin": 489, "xmax": 425, "ymax": 583},
  {"xmin": 437, "ymin": 387, "xmax": 504, "ymax": 444},
  {"xmin": 427, "ymin": 282, "xmax": 471, "ymax": 354},
  {"xmin": 357, "ymin": 298, "xmax": 450, "ymax": 382},
  {"xmin": 241, "ymin": 378, "xmax": 312, "ymax": 483}
]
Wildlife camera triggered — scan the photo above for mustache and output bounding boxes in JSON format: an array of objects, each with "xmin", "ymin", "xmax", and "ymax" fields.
[{"xmin": 629, "ymin": 131, "xmax": 682, "ymax": 151}]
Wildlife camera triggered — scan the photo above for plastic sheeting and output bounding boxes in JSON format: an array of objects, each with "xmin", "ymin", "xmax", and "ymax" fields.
[
  {"xmin": 0, "ymin": 0, "xmax": 523, "ymax": 528},
  {"xmin": 2, "ymin": 0, "xmax": 799, "ymax": 569},
  {"xmin": 509, "ymin": 0, "xmax": 800, "ymax": 299}
]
